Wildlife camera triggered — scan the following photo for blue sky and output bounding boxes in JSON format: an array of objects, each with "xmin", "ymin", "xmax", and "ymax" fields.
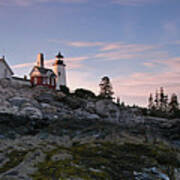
[{"xmin": 1, "ymin": 0, "xmax": 180, "ymax": 106}]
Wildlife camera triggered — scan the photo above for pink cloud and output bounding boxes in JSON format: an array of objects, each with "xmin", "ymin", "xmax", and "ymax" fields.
[
  {"xmin": 174, "ymin": 40, "xmax": 180, "ymax": 45},
  {"xmin": 95, "ymin": 50, "xmax": 168, "ymax": 61},
  {"xmin": 163, "ymin": 21, "xmax": 177, "ymax": 35},
  {"xmin": 12, "ymin": 62, "xmax": 35, "ymax": 69},
  {"xmin": 12, "ymin": 56, "xmax": 89, "ymax": 70},
  {"xmin": 111, "ymin": 0, "xmax": 159, "ymax": 6},
  {"xmin": 66, "ymin": 41, "xmax": 158, "ymax": 53},
  {"xmin": 111, "ymin": 55, "xmax": 180, "ymax": 106},
  {"xmin": 100, "ymin": 43, "xmax": 156, "ymax": 52},
  {"xmin": 161, "ymin": 57, "xmax": 180, "ymax": 71},
  {"xmin": 143, "ymin": 62, "xmax": 155, "ymax": 68},
  {"xmin": 67, "ymin": 41, "xmax": 104, "ymax": 48},
  {"xmin": 95, "ymin": 52, "xmax": 141, "ymax": 60},
  {"xmin": 112, "ymin": 70, "xmax": 180, "ymax": 106},
  {"xmin": 149, "ymin": 57, "xmax": 180, "ymax": 72},
  {"xmin": 0, "ymin": 0, "xmax": 87, "ymax": 6},
  {"xmin": 67, "ymin": 71, "xmax": 98, "ymax": 93}
]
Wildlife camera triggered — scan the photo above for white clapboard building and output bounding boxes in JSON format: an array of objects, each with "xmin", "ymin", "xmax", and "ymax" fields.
[{"xmin": 0, "ymin": 56, "xmax": 14, "ymax": 78}]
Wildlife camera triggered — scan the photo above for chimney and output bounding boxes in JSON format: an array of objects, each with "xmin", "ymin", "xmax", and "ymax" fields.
[{"xmin": 36, "ymin": 53, "xmax": 44, "ymax": 68}]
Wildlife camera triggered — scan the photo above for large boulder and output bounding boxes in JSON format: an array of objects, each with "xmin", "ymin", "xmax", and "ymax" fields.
[
  {"xmin": 85, "ymin": 101, "xmax": 96, "ymax": 113},
  {"xmin": 74, "ymin": 108, "xmax": 100, "ymax": 120},
  {"xmin": 95, "ymin": 99, "xmax": 120, "ymax": 123},
  {"xmin": 19, "ymin": 107, "xmax": 43, "ymax": 119},
  {"xmin": 119, "ymin": 109, "xmax": 144, "ymax": 125},
  {"xmin": 64, "ymin": 96, "xmax": 86, "ymax": 110},
  {"xmin": 34, "ymin": 93, "xmax": 55, "ymax": 104},
  {"xmin": 0, "ymin": 100, "xmax": 16, "ymax": 114},
  {"xmin": 9, "ymin": 97, "xmax": 32, "ymax": 108}
]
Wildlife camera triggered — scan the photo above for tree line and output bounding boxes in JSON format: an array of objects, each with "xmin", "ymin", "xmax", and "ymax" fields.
[{"xmin": 148, "ymin": 87, "xmax": 180, "ymax": 118}]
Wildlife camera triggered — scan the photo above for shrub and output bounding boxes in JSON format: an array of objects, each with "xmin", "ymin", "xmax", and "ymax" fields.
[
  {"xmin": 60, "ymin": 85, "xmax": 70, "ymax": 95},
  {"xmin": 74, "ymin": 88, "xmax": 96, "ymax": 98}
]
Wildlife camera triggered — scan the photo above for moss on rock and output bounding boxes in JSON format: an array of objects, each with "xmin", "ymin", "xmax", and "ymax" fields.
[
  {"xmin": 32, "ymin": 142, "xmax": 180, "ymax": 180},
  {"xmin": 0, "ymin": 150, "xmax": 27, "ymax": 174}
]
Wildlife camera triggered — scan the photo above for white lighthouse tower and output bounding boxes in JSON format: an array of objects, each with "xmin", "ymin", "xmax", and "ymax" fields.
[{"xmin": 53, "ymin": 52, "xmax": 66, "ymax": 90}]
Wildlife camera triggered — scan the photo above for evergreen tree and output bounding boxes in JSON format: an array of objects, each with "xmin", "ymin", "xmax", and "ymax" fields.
[
  {"xmin": 159, "ymin": 87, "xmax": 168, "ymax": 112},
  {"xmin": 159, "ymin": 87, "xmax": 165, "ymax": 110},
  {"xmin": 154, "ymin": 90, "xmax": 159, "ymax": 109},
  {"xmin": 99, "ymin": 76, "xmax": 114, "ymax": 99},
  {"xmin": 148, "ymin": 93, "xmax": 154, "ymax": 110},
  {"xmin": 117, "ymin": 97, "xmax": 120, "ymax": 106},
  {"xmin": 164, "ymin": 95, "xmax": 168, "ymax": 112},
  {"xmin": 169, "ymin": 93, "xmax": 179, "ymax": 114}
]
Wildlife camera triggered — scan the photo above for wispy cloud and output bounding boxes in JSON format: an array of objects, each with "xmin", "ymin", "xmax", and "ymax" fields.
[
  {"xmin": 163, "ymin": 21, "xmax": 178, "ymax": 35},
  {"xmin": 65, "ymin": 41, "xmax": 157, "ymax": 52},
  {"xmin": 67, "ymin": 41, "xmax": 104, "ymax": 48},
  {"xmin": 65, "ymin": 40, "xmax": 168, "ymax": 64},
  {"xmin": 143, "ymin": 62, "xmax": 155, "ymax": 68},
  {"xmin": 95, "ymin": 49, "xmax": 168, "ymax": 61},
  {"xmin": 12, "ymin": 56, "xmax": 89, "ymax": 70},
  {"xmin": 0, "ymin": 0, "xmax": 159, "ymax": 7},
  {"xmin": 112, "ymin": 54, "xmax": 180, "ymax": 106},
  {"xmin": 12, "ymin": 62, "xmax": 35, "ymax": 69},
  {"xmin": 113, "ymin": 70, "xmax": 180, "ymax": 106},
  {"xmin": 155, "ymin": 57, "xmax": 180, "ymax": 72},
  {"xmin": 174, "ymin": 40, "xmax": 180, "ymax": 45},
  {"xmin": 111, "ymin": 0, "xmax": 159, "ymax": 6},
  {"xmin": 100, "ymin": 42, "xmax": 156, "ymax": 52},
  {"xmin": 67, "ymin": 71, "xmax": 98, "ymax": 93},
  {"xmin": 0, "ymin": 0, "xmax": 87, "ymax": 7},
  {"xmin": 95, "ymin": 51, "xmax": 141, "ymax": 60}
]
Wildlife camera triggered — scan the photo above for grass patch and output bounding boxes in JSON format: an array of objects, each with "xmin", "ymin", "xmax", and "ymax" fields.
[
  {"xmin": 0, "ymin": 150, "xmax": 27, "ymax": 174},
  {"xmin": 32, "ymin": 142, "xmax": 180, "ymax": 180}
]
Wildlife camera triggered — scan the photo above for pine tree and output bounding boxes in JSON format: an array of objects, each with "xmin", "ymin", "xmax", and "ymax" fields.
[
  {"xmin": 169, "ymin": 93, "xmax": 179, "ymax": 114},
  {"xmin": 160, "ymin": 87, "xmax": 165, "ymax": 111},
  {"xmin": 99, "ymin": 76, "xmax": 114, "ymax": 99},
  {"xmin": 148, "ymin": 93, "xmax": 154, "ymax": 110},
  {"xmin": 164, "ymin": 95, "xmax": 168, "ymax": 112},
  {"xmin": 117, "ymin": 97, "xmax": 120, "ymax": 105},
  {"xmin": 154, "ymin": 90, "xmax": 159, "ymax": 110},
  {"xmin": 159, "ymin": 87, "xmax": 168, "ymax": 112}
]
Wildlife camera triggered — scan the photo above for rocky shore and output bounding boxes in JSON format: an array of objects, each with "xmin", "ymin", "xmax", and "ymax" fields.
[{"xmin": 0, "ymin": 79, "xmax": 180, "ymax": 180}]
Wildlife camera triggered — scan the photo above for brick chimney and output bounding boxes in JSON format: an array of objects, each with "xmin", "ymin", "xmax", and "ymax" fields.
[{"xmin": 36, "ymin": 53, "xmax": 44, "ymax": 68}]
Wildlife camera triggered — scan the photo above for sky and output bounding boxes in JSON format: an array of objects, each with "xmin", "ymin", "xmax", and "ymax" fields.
[{"xmin": 1, "ymin": 0, "xmax": 180, "ymax": 106}]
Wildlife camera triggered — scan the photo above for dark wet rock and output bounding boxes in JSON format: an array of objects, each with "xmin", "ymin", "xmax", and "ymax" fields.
[
  {"xmin": 9, "ymin": 97, "xmax": 30, "ymax": 107},
  {"xmin": 6, "ymin": 171, "xmax": 19, "ymax": 176},
  {"xmin": 34, "ymin": 92, "xmax": 56, "ymax": 103},
  {"xmin": 19, "ymin": 106, "xmax": 43, "ymax": 120},
  {"xmin": 0, "ymin": 135, "xmax": 5, "ymax": 139},
  {"xmin": 63, "ymin": 96, "xmax": 86, "ymax": 110}
]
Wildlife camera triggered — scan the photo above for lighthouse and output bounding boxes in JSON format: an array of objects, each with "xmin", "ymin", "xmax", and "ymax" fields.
[{"xmin": 53, "ymin": 52, "xmax": 66, "ymax": 90}]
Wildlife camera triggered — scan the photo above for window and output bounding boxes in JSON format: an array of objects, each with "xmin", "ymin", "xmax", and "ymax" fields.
[
  {"xmin": 34, "ymin": 77, "xmax": 38, "ymax": 84},
  {"xmin": 58, "ymin": 72, "xmax": 61, "ymax": 76},
  {"xmin": 43, "ymin": 78, "xmax": 47, "ymax": 85}
]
